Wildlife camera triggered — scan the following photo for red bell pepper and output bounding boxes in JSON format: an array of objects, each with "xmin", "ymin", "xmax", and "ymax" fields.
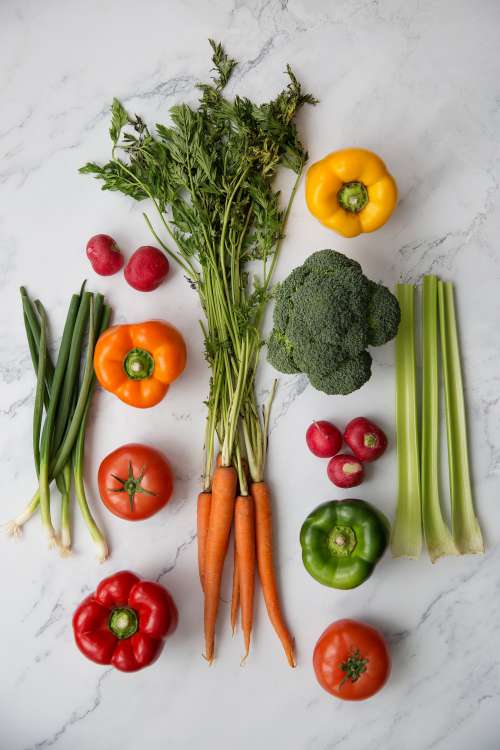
[{"xmin": 73, "ymin": 570, "xmax": 177, "ymax": 672}]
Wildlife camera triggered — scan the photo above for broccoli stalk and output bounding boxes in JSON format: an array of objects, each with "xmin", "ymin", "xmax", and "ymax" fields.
[{"xmin": 267, "ymin": 250, "xmax": 400, "ymax": 395}]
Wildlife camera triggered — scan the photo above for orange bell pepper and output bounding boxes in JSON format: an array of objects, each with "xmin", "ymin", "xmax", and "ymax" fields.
[
  {"xmin": 306, "ymin": 148, "xmax": 397, "ymax": 238},
  {"xmin": 94, "ymin": 320, "xmax": 187, "ymax": 408}
]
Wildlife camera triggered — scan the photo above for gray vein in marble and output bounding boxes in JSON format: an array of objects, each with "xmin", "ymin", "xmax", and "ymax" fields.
[
  {"xmin": 268, "ymin": 374, "xmax": 309, "ymax": 434},
  {"xmin": 155, "ymin": 530, "xmax": 197, "ymax": 581},
  {"xmin": 34, "ymin": 596, "xmax": 64, "ymax": 638},
  {"xmin": 395, "ymin": 169, "xmax": 499, "ymax": 282},
  {"xmin": 0, "ymin": 390, "xmax": 33, "ymax": 419},
  {"xmin": 28, "ymin": 669, "xmax": 112, "ymax": 750}
]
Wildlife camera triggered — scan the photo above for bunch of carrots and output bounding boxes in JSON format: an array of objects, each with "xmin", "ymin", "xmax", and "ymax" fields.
[
  {"xmin": 81, "ymin": 40, "xmax": 315, "ymax": 664},
  {"xmin": 198, "ymin": 383, "xmax": 295, "ymax": 666}
]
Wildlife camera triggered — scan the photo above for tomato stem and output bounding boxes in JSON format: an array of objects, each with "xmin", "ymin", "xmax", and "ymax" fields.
[
  {"xmin": 339, "ymin": 648, "xmax": 369, "ymax": 687},
  {"xmin": 109, "ymin": 461, "xmax": 157, "ymax": 512}
]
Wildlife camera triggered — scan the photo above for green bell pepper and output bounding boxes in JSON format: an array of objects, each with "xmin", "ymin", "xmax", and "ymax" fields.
[{"xmin": 300, "ymin": 499, "xmax": 390, "ymax": 589}]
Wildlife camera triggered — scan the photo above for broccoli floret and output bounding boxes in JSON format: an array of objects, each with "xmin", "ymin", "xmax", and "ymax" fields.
[
  {"xmin": 267, "ymin": 249, "xmax": 400, "ymax": 396},
  {"xmin": 308, "ymin": 352, "xmax": 372, "ymax": 396},
  {"xmin": 303, "ymin": 249, "xmax": 362, "ymax": 276},
  {"xmin": 367, "ymin": 281, "xmax": 402, "ymax": 346},
  {"xmin": 273, "ymin": 265, "xmax": 310, "ymax": 332},
  {"xmin": 267, "ymin": 330, "xmax": 299, "ymax": 374}
]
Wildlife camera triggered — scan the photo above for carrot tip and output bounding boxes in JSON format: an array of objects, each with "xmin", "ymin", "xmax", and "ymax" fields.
[{"xmin": 240, "ymin": 650, "xmax": 249, "ymax": 667}]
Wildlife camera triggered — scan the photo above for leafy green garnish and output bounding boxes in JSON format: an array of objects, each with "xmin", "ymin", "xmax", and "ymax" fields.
[{"xmin": 81, "ymin": 40, "xmax": 316, "ymax": 482}]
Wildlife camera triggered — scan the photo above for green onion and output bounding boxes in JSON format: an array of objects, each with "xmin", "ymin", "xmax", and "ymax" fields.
[
  {"xmin": 391, "ymin": 284, "xmax": 422, "ymax": 559},
  {"xmin": 32, "ymin": 302, "xmax": 47, "ymax": 475},
  {"xmin": 38, "ymin": 293, "xmax": 80, "ymax": 546},
  {"xmin": 72, "ymin": 303, "xmax": 111, "ymax": 562},
  {"xmin": 4, "ymin": 491, "xmax": 40, "ymax": 538},
  {"xmin": 49, "ymin": 299, "xmax": 96, "ymax": 479},
  {"xmin": 21, "ymin": 290, "xmax": 55, "ymax": 407},
  {"xmin": 58, "ymin": 464, "xmax": 73, "ymax": 555},
  {"xmin": 53, "ymin": 292, "xmax": 91, "ymax": 449},
  {"xmin": 421, "ymin": 276, "xmax": 458, "ymax": 562},
  {"xmin": 438, "ymin": 281, "xmax": 483, "ymax": 554},
  {"xmin": 7, "ymin": 288, "xmax": 109, "ymax": 557}
]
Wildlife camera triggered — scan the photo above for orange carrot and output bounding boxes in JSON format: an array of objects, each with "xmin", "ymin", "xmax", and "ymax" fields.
[
  {"xmin": 197, "ymin": 491, "xmax": 212, "ymax": 590},
  {"xmin": 230, "ymin": 540, "xmax": 239, "ymax": 635},
  {"xmin": 204, "ymin": 465, "xmax": 237, "ymax": 663},
  {"xmin": 251, "ymin": 481, "xmax": 295, "ymax": 667},
  {"xmin": 234, "ymin": 494, "xmax": 256, "ymax": 660}
]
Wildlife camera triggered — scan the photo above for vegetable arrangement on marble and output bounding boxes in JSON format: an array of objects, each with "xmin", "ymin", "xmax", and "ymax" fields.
[{"xmin": 6, "ymin": 39, "xmax": 484, "ymax": 695}]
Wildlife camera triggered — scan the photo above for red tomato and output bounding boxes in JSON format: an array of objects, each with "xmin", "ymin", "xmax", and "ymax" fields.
[
  {"xmin": 98, "ymin": 443, "xmax": 173, "ymax": 521},
  {"xmin": 313, "ymin": 619, "xmax": 390, "ymax": 701}
]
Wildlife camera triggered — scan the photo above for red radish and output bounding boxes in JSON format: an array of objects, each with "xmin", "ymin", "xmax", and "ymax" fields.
[
  {"xmin": 344, "ymin": 418, "xmax": 387, "ymax": 462},
  {"xmin": 86, "ymin": 234, "xmax": 124, "ymax": 276},
  {"xmin": 124, "ymin": 246, "xmax": 170, "ymax": 292},
  {"xmin": 306, "ymin": 420, "xmax": 342, "ymax": 458},
  {"xmin": 327, "ymin": 454, "xmax": 364, "ymax": 488}
]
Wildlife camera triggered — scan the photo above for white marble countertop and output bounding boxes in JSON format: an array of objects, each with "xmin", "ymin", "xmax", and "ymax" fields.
[{"xmin": 1, "ymin": 1, "xmax": 500, "ymax": 748}]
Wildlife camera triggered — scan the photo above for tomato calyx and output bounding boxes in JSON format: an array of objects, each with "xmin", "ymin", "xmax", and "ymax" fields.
[
  {"xmin": 110, "ymin": 461, "xmax": 158, "ymax": 512},
  {"xmin": 339, "ymin": 648, "xmax": 369, "ymax": 688}
]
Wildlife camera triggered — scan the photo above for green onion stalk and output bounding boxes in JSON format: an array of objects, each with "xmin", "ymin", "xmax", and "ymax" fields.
[
  {"xmin": 72, "ymin": 303, "xmax": 111, "ymax": 562},
  {"xmin": 38, "ymin": 293, "xmax": 82, "ymax": 547},
  {"xmin": 57, "ymin": 464, "xmax": 72, "ymax": 555}
]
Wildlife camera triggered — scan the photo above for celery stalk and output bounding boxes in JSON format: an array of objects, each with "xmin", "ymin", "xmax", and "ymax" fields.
[
  {"xmin": 421, "ymin": 276, "xmax": 458, "ymax": 562},
  {"xmin": 391, "ymin": 284, "xmax": 422, "ymax": 558},
  {"xmin": 438, "ymin": 281, "xmax": 483, "ymax": 554}
]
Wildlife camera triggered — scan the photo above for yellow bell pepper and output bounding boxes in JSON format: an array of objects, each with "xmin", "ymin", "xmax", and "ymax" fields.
[{"xmin": 306, "ymin": 148, "xmax": 397, "ymax": 238}]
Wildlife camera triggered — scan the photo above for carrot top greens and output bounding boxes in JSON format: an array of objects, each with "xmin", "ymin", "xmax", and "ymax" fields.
[{"xmin": 81, "ymin": 39, "xmax": 316, "ymax": 487}]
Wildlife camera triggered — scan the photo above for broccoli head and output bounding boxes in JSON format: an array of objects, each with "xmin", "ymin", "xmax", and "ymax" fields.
[{"xmin": 267, "ymin": 250, "xmax": 400, "ymax": 395}]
